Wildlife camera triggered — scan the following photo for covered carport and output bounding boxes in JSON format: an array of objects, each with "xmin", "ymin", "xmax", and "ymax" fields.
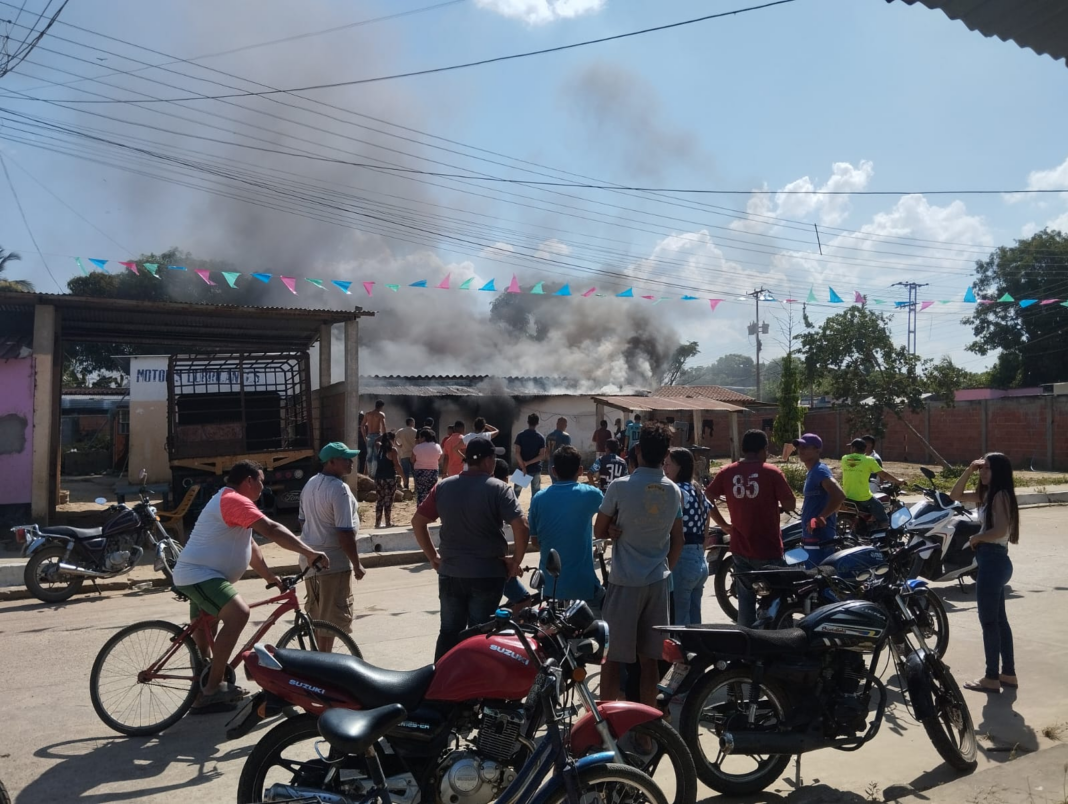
[{"xmin": 0, "ymin": 291, "xmax": 372, "ymax": 522}]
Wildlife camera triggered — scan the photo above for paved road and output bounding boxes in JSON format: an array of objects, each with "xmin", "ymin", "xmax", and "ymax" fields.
[{"xmin": 1, "ymin": 507, "xmax": 1066, "ymax": 804}]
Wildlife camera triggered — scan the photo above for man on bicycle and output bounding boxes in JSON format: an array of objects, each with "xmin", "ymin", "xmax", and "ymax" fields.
[{"xmin": 171, "ymin": 460, "xmax": 330, "ymax": 712}]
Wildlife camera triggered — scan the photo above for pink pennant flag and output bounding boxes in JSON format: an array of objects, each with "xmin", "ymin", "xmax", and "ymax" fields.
[
  {"xmin": 436, "ymin": 273, "xmax": 451, "ymax": 290},
  {"xmin": 709, "ymin": 299, "xmax": 723, "ymax": 312},
  {"xmin": 506, "ymin": 274, "xmax": 521, "ymax": 294},
  {"xmin": 582, "ymin": 287, "xmax": 597, "ymax": 297},
  {"xmin": 920, "ymin": 301, "xmax": 935, "ymax": 312},
  {"xmin": 641, "ymin": 295, "xmax": 656, "ymax": 300},
  {"xmin": 785, "ymin": 298, "xmax": 798, "ymax": 303},
  {"xmin": 1041, "ymin": 299, "xmax": 1061, "ymax": 305},
  {"xmin": 194, "ymin": 269, "xmax": 216, "ymax": 285},
  {"xmin": 363, "ymin": 281, "xmax": 375, "ymax": 297},
  {"xmin": 280, "ymin": 276, "xmax": 298, "ymax": 295},
  {"xmin": 119, "ymin": 261, "xmax": 138, "ymax": 275},
  {"xmin": 978, "ymin": 300, "xmax": 995, "ymax": 305},
  {"xmin": 854, "ymin": 290, "xmax": 864, "ymax": 304}
]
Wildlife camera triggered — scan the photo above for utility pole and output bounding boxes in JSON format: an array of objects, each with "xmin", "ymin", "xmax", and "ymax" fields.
[
  {"xmin": 891, "ymin": 282, "xmax": 929, "ymax": 355},
  {"xmin": 747, "ymin": 287, "xmax": 771, "ymax": 399}
]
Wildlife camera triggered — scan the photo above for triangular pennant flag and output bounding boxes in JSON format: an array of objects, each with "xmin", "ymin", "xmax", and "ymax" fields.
[
  {"xmin": 506, "ymin": 275, "xmax": 521, "ymax": 294},
  {"xmin": 88, "ymin": 258, "xmax": 108, "ymax": 271},
  {"xmin": 920, "ymin": 301, "xmax": 935, "ymax": 312},
  {"xmin": 979, "ymin": 300, "xmax": 995, "ymax": 304},
  {"xmin": 806, "ymin": 286, "xmax": 817, "ymax": 303},
  {"xmin": 222, "ymin": 272, "xmax": 240, "ymax": 288},
  {"xmin": 410, "ymin": 279, "xmax": 428, "ymax": 288},
  {"xmin": 251, "ymin": 272, "xmax": 271, "ymax": 283},
  {"xmin": 1019, "ymin": 299, "xmax": 1038, "ymax": 308},
  {"xmin": 143, "ymin": 263, "xmax": 159, "ymax": 277},
  {"xmin": 168, "ymin": 265, "xmax": 186, "ymax": 271},
  {"xmin": 332, "ymin": 280, "xmax": 352, "ymax": 294},
  {"xmin": 479, "ymin": 279, "xmax": 496, "ymax": 292},
  {"xmin": 998, "ymin": 293, "xmax": 1014, "ymax": 302},
  {"xmin": 119, "ymin": 261, "xmax": 138, "ymax": 275},
  {"xmin": 616, "ymin": 288, "xmax": 634, "ymax": 298},
  {"xmin": 1040, "ymin": 299, "xmax": 1060, "ymax": 305},
  {"xmin": 595, "ymin": 293, "xmax": 606, "ymax": 297},
  {"xmin": 194, "ymin": 269, "xmax": 215, "ymax": 286},
  {"xmin": 939, "ymin": 300, "xmax": 951, "ymax": 305},
  {"xmin": 306, "ymin": 278, "xmax": 325, "ymax": 289},
  {"xmin": 459, "ymin": 277, "xmax": 474, "ymax": 290},
  {"xmin": 641, "ymin": 295, "xmax": 656, "ymax": 300},
  {"xmin": 1061, "ymin": 301, "xmax": 1068, "ymax": 308},
  {"xmin": 829, "ymin": 287, "xmax": 843, "ymax": 303},
  {"xmin": 554, "ymin": 284, "xmax": 571, "ymax": 296},
  {"xmin": 681, "ymin": 295, "xmax": 698, "ymax": 301},
  {"xmin": 280, "ymin": 276, "xmax": 298, "ymax": 295},
  {"xmin": 436, "ymin": 274, "xmax": 451, "ymax": 290},
  {"xmin": 709, "ymin": 299, "xmax": 723, "ymax": 312},
  {"xmin": 873, "ymin": 299, "xmax": 885, "ymax": 305},
  {"xmin": 75, "ymin": 257, "xmax": 88, "ymax": 276},
  {"xmin": 895, "ymin": 301, "xmax": 910, "ymax": 308},
  {"xmin": 963, "ymin": 287, "xmax": 977, "ymax": 303},
  {"xmin": 362, "ymin": 281, "xmax": 375, "ymax": 297},
  {"xmin": 653, "ymin": 297, "xmax": 668, "ymax": 306},
  {"xmin": 785, "ymin": 298, "xmax": 798, "ymax": 303},
  {"xmin": 386, "ymin": 284, "xmax": 400, "ymax": 292},
  {"xmin": 582, "ymin": 287, "xmax": 597, "ymax": 297},
  {"xmin": 854, "ymin": 291, "xmax": 864, "ymax": 304},
  {"xmin": 530, "ymin": 282, "xmax": 545, "ymax": 295}
]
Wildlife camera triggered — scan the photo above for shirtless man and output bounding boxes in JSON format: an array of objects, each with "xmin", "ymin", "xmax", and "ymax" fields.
[{"xmin": 363, "ymin": 401, "xmax": 387, "ymax": 476}]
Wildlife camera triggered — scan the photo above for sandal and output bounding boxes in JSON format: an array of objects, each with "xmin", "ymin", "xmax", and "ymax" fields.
[
  {"xmin": 192, "ymin": 687, "xmax": 242, "ymax": 713},
  {"xmin": 1000, "ymin": 675, "xmax": 1019, "ymax": 688},
  {"xmin": 963, "ymin": 679, "xmax": 1001, "ymax": 694}
]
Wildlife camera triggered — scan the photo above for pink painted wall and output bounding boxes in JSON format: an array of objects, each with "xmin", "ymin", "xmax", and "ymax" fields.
[
  {"xmin": 955, "ymin": 387, "xmax": 1043, "ymax": 401},
  {"xmin": 0, "ymin": 358, "xmax": 34, "ymax": 505}
]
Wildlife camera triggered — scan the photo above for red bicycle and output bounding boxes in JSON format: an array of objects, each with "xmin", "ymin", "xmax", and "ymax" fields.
[{"xmin": 89, "ymin": 566, "xmax": 361, "ymax": 736}]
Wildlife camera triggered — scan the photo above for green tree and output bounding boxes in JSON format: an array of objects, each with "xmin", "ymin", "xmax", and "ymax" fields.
[
  {"xmin": 0, "ymin": 246, "xmax": 32, "ymax": 291},
  {"xmin": 772, "ymin": 353, "xmax": 804, "ymax": 448},
  {"xmin": 680, "ymin": 353, "xmax": 756, "ymax": 388},
  {"xmin": 965, "ymin": 229, "xmax": 1068, "ymax": 387},
  {"xmin": 798, "ymin": 307, "xmax": 964, "ymax": 467},
  {"xmin": 662, "ymin": 341, "xmax": 700, "ymax": 385}
]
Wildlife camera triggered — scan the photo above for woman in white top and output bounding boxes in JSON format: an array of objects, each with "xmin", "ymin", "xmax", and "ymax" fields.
[
  {"xmin": 950, "ymin": 452, "xmax": 1020, "ymax": 693},
  {"xmin": 412, "ymin": 428, "xmax": 444, "ymax": 506}
]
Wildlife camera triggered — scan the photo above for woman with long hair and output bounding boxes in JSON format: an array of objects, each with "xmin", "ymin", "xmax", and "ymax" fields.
[
  {"xmin": 950, "ymin": 452, "xmax": 1019, "ymax": 693},
  {"xmin": 411, "ymin": 428, "xmax": 442, "ymax": 506},
  {"xmin": 373, "ymin": 431, "xmax": 405, "ymax": 528},
  {"xmin": 665, "ymin": 446, "xmax": 711, "ymax": 626}
]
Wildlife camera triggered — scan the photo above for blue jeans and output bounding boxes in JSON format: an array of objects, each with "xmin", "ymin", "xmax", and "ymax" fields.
[
  {"xmin": 734, "ymin": 555, "xmax": 784, "ymax": 628},
  {"xmin": 400, "ymin": 457, "xmax": 413, "ymax": 487},
  {"xmin": 671, "ymin": 544, "xmax": 708, "ymax": 626},
  {"xmin": 435, "ymin": 574, "xmax": 506, "ymax": 660},
  {"xmin": 366, "ymin": 434, "xmax": 380, "ymax": 476},
  {"xmin": 975, "ymin": 544, "xmax": 1015, "ymax": 680},
  {"xmin": 514, "ymin": 471, "xmax": 542, "ymax": 499},
  {"xmin": 503, "ymin": 577, "xmax": 531, "ymax": 604}
]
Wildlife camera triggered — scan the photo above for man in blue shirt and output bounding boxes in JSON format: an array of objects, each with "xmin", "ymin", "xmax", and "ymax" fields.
[
  {"xmin": 624, "ymin": 414, "xmax": 642, "ymax": 450},
  {"xmin": 530, "ymin": 445, "xmax": 604, "ymax": 607},
  {"xmin": 793, "ymin": 433, "xmax": 845, "ymax": 563},
  {"xmin": 589, "ymin": 439, "xmax": 628, "ymax": 490},
  {"xmin": 545, "ymin": 418, "xmax": 572, "ymax": 484},
  {"xmin": 513, "ymin": 413, "xmax": 547, "ymax": 499}
]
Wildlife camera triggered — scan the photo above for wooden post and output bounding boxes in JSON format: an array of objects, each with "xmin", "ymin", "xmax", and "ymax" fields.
[
  {"xmin": 692, "ymin": 407, "xmax": 700, "ymax": 448},
  {"xmin": 31, "ymin": 304, "xmax": 57, "ymax": 522},
  {"xmin": 1047, "ymin": 394, "xmax": 1054, "ymax": 471},
  {"xmin": 925, "ymin": 403, "xmax": 932, "ymax": 464},
  {"xmin": 980, "ymin": 399, "xmax": 988, "ymax": 456},
  {"xmin": 730, "ymin": 411, "xmax": 740, "ymax": 461},
  {"xmin": 344, "ymin": 318, "xmax": 360, "ymax": 449}
]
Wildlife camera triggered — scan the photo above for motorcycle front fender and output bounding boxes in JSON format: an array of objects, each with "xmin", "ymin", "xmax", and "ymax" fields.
[
  {"xmin": 570, "ymin": 702, "xmax": 662, "ymax": 756},
  {"xmin": 903, "ymin": 648, "xmax": 936, "ymax": 720},
  {"xmin": 529, "ymin": 752, "xmax": 616, "ymax": 804}
]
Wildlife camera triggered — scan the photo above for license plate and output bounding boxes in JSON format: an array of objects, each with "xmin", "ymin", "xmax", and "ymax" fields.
[{"xmin": 658, "ymin": 664, "xmax": 690, "ymax": 695}]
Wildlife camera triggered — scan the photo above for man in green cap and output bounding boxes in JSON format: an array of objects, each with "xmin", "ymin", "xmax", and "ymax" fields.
[{"xmin": 299, "ymin": 442, "xmax": 365, "ymax": 651}]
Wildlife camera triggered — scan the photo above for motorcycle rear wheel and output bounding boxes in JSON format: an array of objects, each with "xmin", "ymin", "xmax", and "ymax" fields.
[
  {"xmin": 920, "ymin": 658, "xmax": 978, "ymax": 772},
  {"xmin": 679, "ymin": 669, "xmax": 792, "ymax": 795},
  {"xmin": 714, "ymin": 555, "xmax": 738, "ymax": 622},
  {"xmin": 24, "ymin": 546, "xmax": 84, "ymax": 603},
  {"xmin": 544, "ymin": 763, "xmax": 669, "ymax": 804}
]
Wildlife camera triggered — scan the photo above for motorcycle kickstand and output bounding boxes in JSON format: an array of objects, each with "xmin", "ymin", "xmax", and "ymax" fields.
[
  {"xmin": 794, "ymin": 754, "xmax": 803, "ymax": 789},
  {"xmin": 90, "ymin": 578, "xmax": 102, "ymax": 595},
  {"xmin": 956, "ymin": 577, "xmax": 967, "ymax": 593}
]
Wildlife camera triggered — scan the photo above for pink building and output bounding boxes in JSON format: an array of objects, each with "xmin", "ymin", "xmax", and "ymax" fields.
[{"xmin": 0, "ymin": 341, "xmax": 34, "ymax": 510}]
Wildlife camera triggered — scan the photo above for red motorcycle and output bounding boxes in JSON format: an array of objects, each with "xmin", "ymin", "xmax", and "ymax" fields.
[{"xmin": 233, "ymin": 555, "xmax": 696, "ymax": 804}]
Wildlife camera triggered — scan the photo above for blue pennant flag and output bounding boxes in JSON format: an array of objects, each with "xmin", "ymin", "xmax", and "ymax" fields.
[
  {"xmin": 332, "ymin": 280, "xmax": 353, "ymax": 294},
  {"xmin": 168, "ymin": 265, "xmax": 187, "ymax": 271},
  {"xmin": 963, "ymin": 287, "xmax": 977, "ymax": 303},
  {"xmin": 681, "ymin": 295, "xmax": 698, "ymax": 301},
  {"xmin": 88, "ymin": 258, "xmax": 109, "ymax": 271},
  {"xmin": 251, "ymin": 272, "xmax": 272, "ymax": 283},
  {"xmin": 409, "ymin": 280, "xmax": 428, "ymax": 288},
  {"xmin": 894, "ymin": 300, "xmax": 910, "ymax": 308},
  {"xmin": 1019, "ymin": 299, "xmax": 1038, "ymax": 308},
  {"xmin": 828, "ymin": 287, "xmax": 843, "ymax": 303},
  {"xmin": 554, "ymin": 284, "xmax": 571, "ymax": 296},
  {"xmin": 479, "ymin": 279, "xmax": 496, "ymax": 292},
  {"xmin": 616, "ymin": 288, "xmax": 634, "ymax": 298}
]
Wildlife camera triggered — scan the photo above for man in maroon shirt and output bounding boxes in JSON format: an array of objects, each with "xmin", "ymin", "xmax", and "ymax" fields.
[{"xmin": 705, "ymin": 429, "xmax": 797, "ymax": 627}]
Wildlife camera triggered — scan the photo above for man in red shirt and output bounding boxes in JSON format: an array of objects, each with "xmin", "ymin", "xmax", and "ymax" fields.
[{"xmin": 705, "ymin": 429, "xmax": 797, "ymax": 627}]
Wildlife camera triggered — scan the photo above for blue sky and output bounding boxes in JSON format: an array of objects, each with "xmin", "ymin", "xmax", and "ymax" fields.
[{"xmin": 1, "ymin": 0, "xmax": 1066, "ymax": 381}]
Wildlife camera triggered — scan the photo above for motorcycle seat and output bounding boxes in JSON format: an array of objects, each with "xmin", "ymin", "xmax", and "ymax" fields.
[
  {"xmin": 272, "ymin": 648, "xmax": 435, "ymax": 711},
  {"xmin": 318, "ymin": 704, "xmax": 408, "ymax": 756},
  {"xmin": 37, "ymin": 525, "xmax": 103, "ymax": 540},
  {"xmin": 663, "ymin": 624, "xmax": 810, "ymax": 658}
]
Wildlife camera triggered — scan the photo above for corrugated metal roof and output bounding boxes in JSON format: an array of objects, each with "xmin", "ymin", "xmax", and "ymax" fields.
[
  {"xmin": 0, "ymin": 333, "xmax": 32, "ymax": 360},
  {"xmin": 891, "ymin": 0, "xmax": 1068, "ymax": 65},
  {"xmin": 362, "ymin": 385, "xmax": 482, "ymax": 397},
  {"xmin": 591, "ymin": 394, "xmax": 747, "ymax": 413},
  {"xmin": 653, "ymin": 385, "xmax": 758, "ymax": 404}
]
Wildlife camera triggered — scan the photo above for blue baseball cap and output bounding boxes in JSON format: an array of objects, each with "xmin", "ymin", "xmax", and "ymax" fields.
[
  {"xmin": 792, "ymin": 433, "xmax": 823, "ymax": 450},
  {"xmin": 319, "ymin": 442, "xmax": 359, "ymax": 461}
]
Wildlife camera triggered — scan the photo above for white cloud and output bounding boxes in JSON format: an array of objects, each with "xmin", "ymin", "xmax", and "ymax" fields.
[
  {"xmin": 1026, "ymin": 155, "xmax": 1068, "ymax": 192},
  {"xmin": 1048, "ymin": 210, "xmax": 1068, "ymax": 235},
  {"xmin": 474, "ymin": 0, "xmax": 605, "ymax": 25},
  {"xmin": 1021, "ymin": 221, "xmax": 1039, "ymax": 238},
  {"xmin": 534, "ymin": 238, "xmax": 570, "ymax": 259},
  {"xmin": 479, "ymin": 241, "xmax": 515, "ymax": 257}
]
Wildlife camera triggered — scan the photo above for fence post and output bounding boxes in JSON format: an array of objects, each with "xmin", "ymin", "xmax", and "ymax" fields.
[
  {"xmin": 925, "ymin": 404, "xmax": 932, "ymax": 463},
  {"xmin": 980, "ymin": 400, "xmax": 988, "ymax": 456},
  {"xmin": 1047, "ymin": 395, "xmax": 1054, "ymax": 471}
]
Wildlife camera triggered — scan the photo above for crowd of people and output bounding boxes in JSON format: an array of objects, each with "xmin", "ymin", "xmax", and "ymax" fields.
[{"xmin": 165, "ymin": 402, "xmax": 1022, "ymax": 713}]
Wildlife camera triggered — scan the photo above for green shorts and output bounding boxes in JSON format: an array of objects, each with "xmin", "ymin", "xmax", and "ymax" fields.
[{"xmin": 178, "ymin": 578, "xmax": 239, "ymax": 618}]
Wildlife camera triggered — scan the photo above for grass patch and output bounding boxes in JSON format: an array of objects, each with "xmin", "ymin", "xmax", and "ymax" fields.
[
  {"xmin": 1043, "ymin": 723, "xmax": 1068, "ymax": 742},
  {"xmin": 780, "ymin": 462, "xmax": 808, "ymax": 496}
]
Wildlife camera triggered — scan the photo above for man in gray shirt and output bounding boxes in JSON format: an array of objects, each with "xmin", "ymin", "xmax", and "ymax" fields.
[
  {"xmin": 594, "ymin": 422, "xmax": 683, "ymax": 708},
  {"xmin": 412, "ymin": 438, "xmax": 530, "ymax": 659}
]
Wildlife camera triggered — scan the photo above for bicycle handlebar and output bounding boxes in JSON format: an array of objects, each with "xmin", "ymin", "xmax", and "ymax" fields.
[{"xmin": 265, "ymin": 558, "xmax": 324, "ymax": 591}]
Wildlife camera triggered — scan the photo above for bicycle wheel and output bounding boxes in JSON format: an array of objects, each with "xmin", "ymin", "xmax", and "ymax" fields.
[
  {"xmin": 277, "ymin": 618, "xmax": 363, "ymax": 658},
  {"xmin": 616, "ymin": 719, "xmax": 698, "ymax": 804},
  {"xmin": 543, "ymin": 763, "xmax": 668, "ymax": 804},
  {"xmin": 90, "ymin": 620, "xmax": 203, "ymax": 736}
]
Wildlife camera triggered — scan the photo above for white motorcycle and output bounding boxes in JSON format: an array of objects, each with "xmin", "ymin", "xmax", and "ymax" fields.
[{"xmin": 897, "ymin": 468, "xmax": 979, "ymax": 587}]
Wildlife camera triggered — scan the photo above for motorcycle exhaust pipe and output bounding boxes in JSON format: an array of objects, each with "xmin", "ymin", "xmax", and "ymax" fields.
[
  {"xmin": 57, "ymin": 563, "xmax": 119, "ymax": 578},
  {"xmin": 721, "ymin": 731, "xmax": 830, "ymax": 756},
  {"xmin": 264, "ymin": 784, "xmax": 354, "ymax": 803}
]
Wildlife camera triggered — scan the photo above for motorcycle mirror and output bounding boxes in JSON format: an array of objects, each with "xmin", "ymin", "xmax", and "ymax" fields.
[
  {"xmin": 94, "ymin": 497, "xmax": 108, "ymax": 506},
  {"xmin": 784, "ymin": 547, "xmax": 809, "ymax": 566},
  {"xmin": 920, "ymin": 467, "xmax": 936, "ymax": 480},
  {"xmin": 890, "ymin": 508, "xmax": 912, "ymax": 530},
  {"xmin": 530, "ymin": 570, "xmax": 544, "ymax": 591},
  {"xmin": 545, "ymin": 549, "xmax": 562, "ymax": 578}
]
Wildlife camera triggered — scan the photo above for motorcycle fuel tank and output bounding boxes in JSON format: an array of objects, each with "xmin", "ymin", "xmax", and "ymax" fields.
[
  {"xmin": 798, "ymin": 600, "xmax": 890, "ymax": 650},
  {"xmin": 101, "ymin": 507, "xmax": 141, "ymax": 537},
  {"xmin": 425, "ymin": 634, "xmax": 538, "ymax": 703},
  {"xmin": 819, "ymin": 545, "xmax": 888, "ymax": 581}
]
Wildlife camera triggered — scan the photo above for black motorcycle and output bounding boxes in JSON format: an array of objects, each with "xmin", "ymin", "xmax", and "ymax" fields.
[
  {"xmin": 12, "ymin": 471, "xmax": 183, "ymax": 603},
  {"xmin": 659, "ymin": 556, "xmax": 977, "ymax": 796}
]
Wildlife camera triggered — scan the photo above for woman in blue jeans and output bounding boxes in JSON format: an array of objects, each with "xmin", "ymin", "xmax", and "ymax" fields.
[
  {"xmin": 666, "ymin": 448, "xmax": 712, "ymax": 625},
  {"xmin": 950, "ymin": 453, "xmax": 1020, "ymax": 693}
]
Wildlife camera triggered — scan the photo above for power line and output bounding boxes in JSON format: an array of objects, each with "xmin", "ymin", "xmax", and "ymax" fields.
[
  {"xmin": 0, "ymin": 0, "xmax": 66, "ymax": 77},
  {"xmin": 7, "ymin": 1, "xmax": 799, "ymax": 102},
  {"xmin": 0, "ymin": 150, "xmax": 61, "ymax": 290}
]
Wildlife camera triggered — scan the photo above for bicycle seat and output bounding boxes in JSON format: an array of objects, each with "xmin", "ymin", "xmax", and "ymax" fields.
[
  {"xmin": 658, "ymin": 624, "xmax": 810, "ymax": 658},
  {"xmin": 318, "ymin": 704, "xmax": 408, "ymax": 756},
  {"xmin": 38, "ymin": 525, "xmax": 103, "ymax": 539},
  {"xmin": 272, "ymin": 649, "xmax": 435, "ymax": 711}
]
